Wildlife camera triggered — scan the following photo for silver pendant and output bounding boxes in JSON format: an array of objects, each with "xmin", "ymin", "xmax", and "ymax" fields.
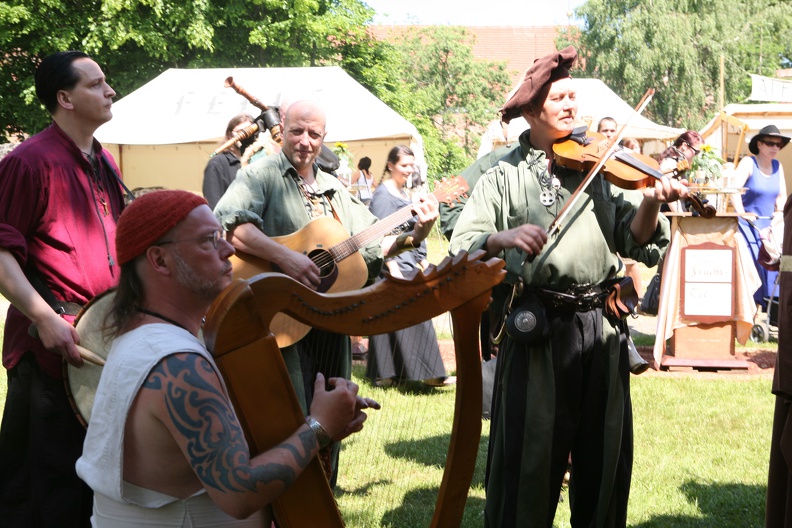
[
  {"xmin": 551, "ymin": 177, "xmax": 561, "ymax": 190},
  {"xmin": 540, "ymin": 189, "xmax": 556, "ymax": 206}
]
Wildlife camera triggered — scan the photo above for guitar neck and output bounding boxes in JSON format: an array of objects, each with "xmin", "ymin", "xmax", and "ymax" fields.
[
  {"xmin": 323, "ymin": 178, "xmax": 467, "ymax": 263},
  {"xmin": 331, "ymin": 206, "xmax": 416, "ymax": 261}
]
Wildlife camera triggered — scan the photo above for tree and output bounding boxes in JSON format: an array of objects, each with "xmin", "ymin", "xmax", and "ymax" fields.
[
  {"xmin": 0, "ymin": 0, "xmax": 383, "ymax": 141},
  {"xmin": 559, "ymin": 0, "xmax": 792, "ymax": 130},
  {"xmin": 382, "ymin": 26, "xmax": 512, "ymax": 176}
]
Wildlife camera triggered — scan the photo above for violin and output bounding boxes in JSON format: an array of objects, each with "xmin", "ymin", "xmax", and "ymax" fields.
[{"xmin": 553, "ymin": 131, "xmax": 715, "ymax": 218}]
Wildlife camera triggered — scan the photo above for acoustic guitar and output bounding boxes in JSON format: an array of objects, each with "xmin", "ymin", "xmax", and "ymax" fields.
[{"xmin": 230, "ymin": 177, "xmax": 469, "ymax": 347}]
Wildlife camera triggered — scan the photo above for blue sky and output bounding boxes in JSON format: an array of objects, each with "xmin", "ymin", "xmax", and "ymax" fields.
[{"xmin": 362, "ymin": 0, "xmax": 587, "ymax": 26}]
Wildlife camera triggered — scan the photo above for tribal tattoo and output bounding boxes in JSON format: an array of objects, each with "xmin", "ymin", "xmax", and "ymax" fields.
[{"xmin": 143, "ymin": 353, "xmax": 318, "ymax": 493}]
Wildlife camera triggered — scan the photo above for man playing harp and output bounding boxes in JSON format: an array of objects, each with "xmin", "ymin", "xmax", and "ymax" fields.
[{"xmin": 76, "ymin": 190, "xmax": 377, "ymax": 525}]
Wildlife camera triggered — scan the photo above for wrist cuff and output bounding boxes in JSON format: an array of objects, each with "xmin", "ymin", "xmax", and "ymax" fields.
[
  {"xmin": 306, "ymin": 417, "xmax": 333, "ymax": 449},
  {"xmin": 396, "ymin": 232, "xmax": 420, "ymax": 249}
]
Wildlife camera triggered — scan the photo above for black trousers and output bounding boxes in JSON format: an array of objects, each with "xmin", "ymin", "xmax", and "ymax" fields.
[
  {"xmin": 0, "ymin": 353, "xmax": 93, "ymax": 527},
  {"xmin": 485, "ymin": 308, "xmax": 632, "ymax": 528}
]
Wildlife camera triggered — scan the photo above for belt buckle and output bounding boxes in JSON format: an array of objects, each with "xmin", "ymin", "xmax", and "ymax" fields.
[{"xmin": 566, "ymin": 284, "xmax": 593, "ymax": 310}]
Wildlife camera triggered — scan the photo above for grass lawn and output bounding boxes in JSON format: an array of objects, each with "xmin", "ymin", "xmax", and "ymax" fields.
[
  {"xmin": 0, "ymin": 344, "xmax": 774, "ymax": 527},
  {"xmin": 335, "ymin": 367, "xmax": 773, "ymax": 527}
]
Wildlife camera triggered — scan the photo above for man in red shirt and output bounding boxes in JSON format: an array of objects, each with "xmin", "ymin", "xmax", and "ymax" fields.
[{"xmin": 0, "ymin": 50, "xmax": 125, "ymax": 527}]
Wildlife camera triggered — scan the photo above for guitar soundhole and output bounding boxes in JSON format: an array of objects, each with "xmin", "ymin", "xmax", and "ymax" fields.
[{"xmin": 308, "ymin": 249, "xmax": 338, "ymax": 293}]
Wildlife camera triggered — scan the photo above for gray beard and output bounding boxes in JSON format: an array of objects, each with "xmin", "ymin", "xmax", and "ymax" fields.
[{"xmin": 171, "ymin": 251, "xmax": 224, "ymax": 302}]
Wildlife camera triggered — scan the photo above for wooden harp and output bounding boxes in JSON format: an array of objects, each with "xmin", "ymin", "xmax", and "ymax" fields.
[{"xmin": 203, "ymin": 250, "xmax": 505, "ymax": 526}]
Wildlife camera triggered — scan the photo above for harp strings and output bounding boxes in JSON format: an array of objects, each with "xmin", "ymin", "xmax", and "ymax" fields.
[{"xmin": 307, "ymin": 313, "xmax": 458, "ymax": 525}]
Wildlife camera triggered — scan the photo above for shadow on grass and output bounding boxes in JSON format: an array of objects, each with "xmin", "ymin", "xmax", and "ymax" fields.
[
  {"xmin": 381, "ymin": 433, "xmax": 488, "ymax": 491},
  {"xmin": 380, "ymin": 487, "xmax": 486, "ymax": 527},
  {"xmin": 631, "ymin": 480, "xmax": 766, "ymax": 527},
  {"xmin": 384, "ymin": 433, "xmax": 451, "ymax": 466}
]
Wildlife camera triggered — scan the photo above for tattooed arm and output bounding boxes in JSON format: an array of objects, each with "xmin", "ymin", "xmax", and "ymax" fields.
[{"xmin": 127, "ymin": 352, "xmax": 364, "ymax": 519}]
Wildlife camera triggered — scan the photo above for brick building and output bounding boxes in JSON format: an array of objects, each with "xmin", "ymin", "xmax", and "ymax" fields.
[{"xmin": 369, "ymin": 25, "xmax": 563, "ymax": 87}]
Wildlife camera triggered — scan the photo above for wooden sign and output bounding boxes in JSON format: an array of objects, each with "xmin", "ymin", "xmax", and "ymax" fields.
[{"xmin": 680, "ymin": 242, "xmax": 735, "ymax": 323}]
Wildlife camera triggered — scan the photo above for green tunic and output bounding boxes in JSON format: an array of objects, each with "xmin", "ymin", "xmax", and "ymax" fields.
[
  {"xmin": 438, "ymin": 143, "xmax": 518, "ymax": 241},
  {"xmin": 215, "ymin": 150, "xmax": 383, "ymax": 281},
  {"xmin": 450, "ymin": 130, "xmax": 670, "ymax": 528}
]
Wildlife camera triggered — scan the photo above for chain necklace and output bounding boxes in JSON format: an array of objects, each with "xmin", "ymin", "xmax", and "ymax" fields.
[
  {"xmin": 137, "ymin": 308, "xmax": 191, "ymax": 333},
  {"xmin": 532, "ymin": 158, "xmax": 562, "ymax": 207},
  {"xmin": 292, "ymin": 174, "xmax": 331, "ymax": 219}
]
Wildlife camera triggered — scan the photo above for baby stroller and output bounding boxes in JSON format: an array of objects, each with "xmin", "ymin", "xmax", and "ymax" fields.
[
  {"xmin": 751, "ymin": 275, "xmax": 779, "ymax": 343},
  {"xmin": 746, "ymin": 216, "xmax": 783, "ymax": 343}
]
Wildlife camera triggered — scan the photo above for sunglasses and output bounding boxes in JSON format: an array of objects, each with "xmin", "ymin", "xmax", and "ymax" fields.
[
  {"xmin": 760, "ymin": 139, "xmax": 784, "ymax": 148},
  {"xmin": 683, "ymin": 141, "xmax": 701, "ymax": 155}
]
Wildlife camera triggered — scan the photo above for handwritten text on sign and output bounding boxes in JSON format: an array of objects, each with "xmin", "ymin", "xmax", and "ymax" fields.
[{"xmin": 682, "ymin": 247, "xmax": 734, "ymax": 319}]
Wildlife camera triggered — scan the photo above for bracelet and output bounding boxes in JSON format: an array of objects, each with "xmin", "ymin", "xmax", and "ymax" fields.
[
  {"xmin": 306, "ymin": 417, "xmax": 333, "ymax": 449},
  {"xmin": 395, "ymin": 232, "xmax": 420, "ymax": 249}
]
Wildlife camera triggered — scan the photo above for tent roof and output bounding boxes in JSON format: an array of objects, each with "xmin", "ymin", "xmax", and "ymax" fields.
[
  {"xmin": 700, "ymin": 103, "xmax": 792, "ymax": 143},
  {"xmin": 572, "ymin": 79, "xmax": 684, "ymax": 140},
  {"xmin": 95, "ymin": 66, "xmax": 420, "ymax": 145}
]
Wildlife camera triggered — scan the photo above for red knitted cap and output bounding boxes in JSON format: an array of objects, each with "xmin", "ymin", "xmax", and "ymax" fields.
[
  {"xmin": 116, "ymin": 190, "xmax": 208, "ymax": 266},
  {"xmin": 500, "ymin": 46, "xmax": 577, "ymax": 124}
]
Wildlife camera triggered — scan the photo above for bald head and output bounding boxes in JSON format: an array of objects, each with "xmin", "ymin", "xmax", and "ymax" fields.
[
  {"xmin": 284, "ymin": 100, "xmax": 326, "ymax": 129},
  {"xmin": 282, "ymin": 100, "xmax": 327, "ymax": 178}
]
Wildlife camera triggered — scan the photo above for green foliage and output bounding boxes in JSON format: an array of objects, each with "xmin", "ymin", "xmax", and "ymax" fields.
[
  {"xmin": 383, "ymin": 27, "xmax": 512, "ymax": 177},
  {"xmin": 560, "ymin": 0, "xmax": 792, "ymax": 130},
  {"xmin": 690, "ymin": 144, "xmax": 726, "ymax": 182},
  {"xmin": 0, "ymin": 0, "xmax": 386, "ymax": 140}
]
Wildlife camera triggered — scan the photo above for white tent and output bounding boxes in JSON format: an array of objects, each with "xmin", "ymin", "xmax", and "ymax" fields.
[
  {"xmin": 478, "ymin": 79, "xmax": 684, "ymax": 158},
  {"xmin": 96, "ymin": 66, "xmax": 424, "ymax": 193}
]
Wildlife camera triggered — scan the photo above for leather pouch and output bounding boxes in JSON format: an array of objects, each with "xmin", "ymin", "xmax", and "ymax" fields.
[
  {"xmin": 505, "ymin": 293, "xmax": 549, "ymax": 345},
  {"xmin": 605, "ymin": 277, "xmax": 638, "ymax": 319}
]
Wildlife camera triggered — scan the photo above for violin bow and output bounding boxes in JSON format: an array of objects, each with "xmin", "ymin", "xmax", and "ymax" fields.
[{"xmin": 546, "ymin": 88, "xmax": 656, "ymax": 238}]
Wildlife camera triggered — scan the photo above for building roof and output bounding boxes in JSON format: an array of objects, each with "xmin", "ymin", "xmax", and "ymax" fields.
[{"xmin": 369, "ymin": 25, "xmax": 562, "ymax": 85}]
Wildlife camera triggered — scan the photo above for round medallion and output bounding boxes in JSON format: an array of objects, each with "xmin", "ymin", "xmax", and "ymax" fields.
[
  {"xmin": 539, "ymin": 190, "xmax": 556, "ymax": 206},
  {"xmin": 514, "ymin": 310, "xmax": 537, "ymax": 333}
]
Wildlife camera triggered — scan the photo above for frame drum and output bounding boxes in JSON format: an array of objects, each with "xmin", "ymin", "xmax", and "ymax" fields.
[{"xmin": 65, "ymin": 289, "xmax": 116, "ymax": 428}]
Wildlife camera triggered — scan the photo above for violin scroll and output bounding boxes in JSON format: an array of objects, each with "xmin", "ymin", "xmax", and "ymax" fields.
[{"xmin": 684, "ymin": 193, "xmax": 717, "ymax": 219}]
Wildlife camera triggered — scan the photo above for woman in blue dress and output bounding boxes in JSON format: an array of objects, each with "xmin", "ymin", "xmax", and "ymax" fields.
[
  {"xmin": 366, "ymin": 145, "xmax": 448, "ymax": 386},
  {"xmin": 732, "ymin": 124, "xmax": 790, "ymax": 306}
]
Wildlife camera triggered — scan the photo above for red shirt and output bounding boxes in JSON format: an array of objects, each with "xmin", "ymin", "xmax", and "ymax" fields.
[{"xmin": 0, "ymin": 123, "xmax": 125, "ymax": 378}]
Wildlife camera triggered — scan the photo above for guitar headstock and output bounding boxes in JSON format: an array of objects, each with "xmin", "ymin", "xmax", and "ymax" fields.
[{"xmin": 432, "ymin": 176, "xmax": 470, "ymax": 205}]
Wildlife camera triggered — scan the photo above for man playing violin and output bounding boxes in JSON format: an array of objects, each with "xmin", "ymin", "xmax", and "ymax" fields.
[{"xmin": 449, "ymin": 46, "xmax": 688, "ymax": 527}]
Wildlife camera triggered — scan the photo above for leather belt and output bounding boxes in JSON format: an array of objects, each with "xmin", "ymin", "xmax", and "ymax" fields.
[{"xmin": 535, "ymin": 284, "xmax": 609, "ymax": 312}]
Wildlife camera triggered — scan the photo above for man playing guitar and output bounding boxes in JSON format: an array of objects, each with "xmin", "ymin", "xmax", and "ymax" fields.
[{"xmin": 214, "ymin": 99, "xmax": 438, "ymax": 482}]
